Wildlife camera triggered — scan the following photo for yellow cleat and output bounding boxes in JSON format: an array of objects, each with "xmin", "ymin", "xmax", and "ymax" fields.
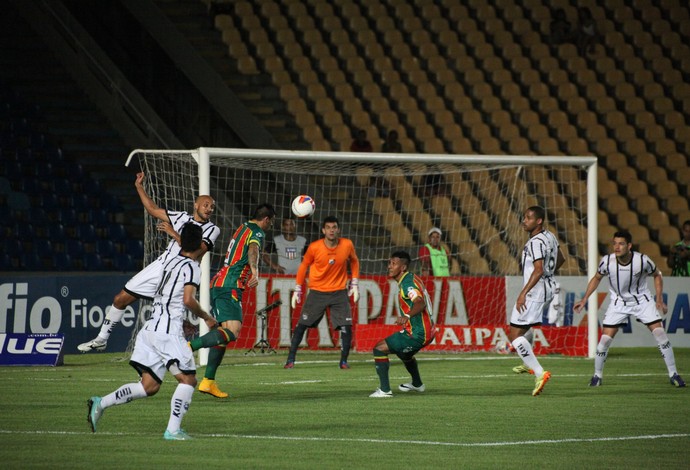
[
  {"xmin": 198, "ymin": 378, "xmax": 229, "ymax": 398},
  {"xmin": 512, "ymin": 364, "xmax": 534, "ymax": 375},
  {"xmin": 532, "ymin": 371, "xmax": 551, "ymax": 396}
]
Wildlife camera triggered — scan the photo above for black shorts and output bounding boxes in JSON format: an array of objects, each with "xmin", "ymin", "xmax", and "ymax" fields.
[{"xmin": 298, "ymin": 289, "xmax": 352, "ymax": 328}]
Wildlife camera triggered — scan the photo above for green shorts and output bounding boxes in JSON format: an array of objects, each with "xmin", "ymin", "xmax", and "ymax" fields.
[
  {"xmin": 385, "ymin": 331, "xmax": 425, "ymax": 360},
  {"xmin": 211, "ymin": 287, "xmax": 243, "ymax": 323}
]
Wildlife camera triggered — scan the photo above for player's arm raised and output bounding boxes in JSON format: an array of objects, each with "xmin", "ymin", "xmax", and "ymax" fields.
[{"xmin": 135, "ymin": 172, "xmax": 168, "ymax": 222}]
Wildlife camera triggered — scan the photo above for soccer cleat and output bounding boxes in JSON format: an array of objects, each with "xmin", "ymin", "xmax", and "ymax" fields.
[
  {"xmin": 512, "ymin": 364, "xmax": 534, "ymax": 375},
  {"xmin": 369, "ymin": 388, "xmax": 393, "ymax": 398},
  {"xmin": 77, "ymin": 338, "xmax": 107, "ymax": 353},
  {"xmin": 532, "ymin": 371, "xmax": 551, "ymax": 396},
  {"xmin": 339, "ymin": 361, "xmax": 350, "ymax": 369},
  {"xmin": 589, "ymin": 375, "xmax": 602, "ymax": 387},
  {"xmin": 398, "ymin": 382, "xmax": 425, "ymax": 393},
  {"xmin": 86, "ymin": 396, "xmax": 103, "ymax": 433},
  {"xmin": 284, "ymin": 360, "xmax": 295, "ymax": 369},
  {"xmin": 670, "ymin": 373, "xmax": 686, "ymax": 388},
  {"xmin": 164, "ymin": 429, "xmax": 192, "ymax": 440},
  {"xmin": 198, "ymin": 378, "xmax": 228, "ymax": 398}
]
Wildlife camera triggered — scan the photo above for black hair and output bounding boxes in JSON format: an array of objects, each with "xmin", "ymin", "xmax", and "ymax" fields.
[
  {"xmin": 253, "ymin": 203, "xmax": 276, "ymax": 221},
  {"xmin": 613, "ymin": 230, "xmax": 632, "ymax": 244},
  {"xmin": 391, "ymin": 250, "xmax": 411, "ymax": 267},
  {"xmin": 322, "ymin": 216, "xmax": 339, "ymax": 228},
  {"xmin": 180, "ymin": 223, "xmax": 203, "ymax": 252},
  {"xmin": 527, "ymin": 205, "xmax": 546, "ymax": 223}
]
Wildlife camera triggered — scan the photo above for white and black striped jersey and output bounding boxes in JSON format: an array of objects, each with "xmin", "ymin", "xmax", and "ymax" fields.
[
  {"xmin": 157, "ymin": 210, "xmax": 220, "ymax": 263},
  {"xmin": 521, "ymin": 229, "xmax": 560, "ymax": 302},
  {"xmin": 597, "ymin": 251, "xmax": 657, "ymax": 306},
  {"xmin": 145, "ymin": 254, "xmax": 200, "ymax": 336}
]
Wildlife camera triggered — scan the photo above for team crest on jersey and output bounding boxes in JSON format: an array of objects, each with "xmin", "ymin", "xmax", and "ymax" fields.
[{"xmin": 285, "ymin": 247, "xmax": 297, "ymax": 260}]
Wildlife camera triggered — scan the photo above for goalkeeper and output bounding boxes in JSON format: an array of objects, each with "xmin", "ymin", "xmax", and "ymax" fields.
[{"xmin": 285, "ymin": 216, "xmax": 360, "ymax": 369}]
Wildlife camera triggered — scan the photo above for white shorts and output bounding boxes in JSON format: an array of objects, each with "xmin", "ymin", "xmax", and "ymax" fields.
[
  {"xmin": 602, "ymin": 300, "xmax": 662, "ymax": 327},
  {"xmin": 124, "ymin": 259, "xmax": 165, "ymax": 300},
  {"xmin": 510, "ymin": 298, "xmax": 548, "ymax": 327},
  {"xmin": 129, "ymin": 328, "xmax": 196, "ymax": 383}
]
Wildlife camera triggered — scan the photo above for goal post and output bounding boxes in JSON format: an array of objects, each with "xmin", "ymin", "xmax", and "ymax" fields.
[{"xmin": 126, "ymin": 148, "xmax": 599, "ymax": 361}]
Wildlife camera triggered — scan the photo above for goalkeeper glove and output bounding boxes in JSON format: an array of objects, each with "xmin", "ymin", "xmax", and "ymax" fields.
[
  {"xmin": 291, "ymin": 285, "xmax": 302, "ymax": 309},
  {"xmin": 348, "ymin": 278, "xmax": 359, "ymax": 302}
]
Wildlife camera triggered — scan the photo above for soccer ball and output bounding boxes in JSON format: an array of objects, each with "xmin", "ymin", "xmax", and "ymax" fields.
[
  {"xmin": 494, "ymin": 340, "xmax": 512, "ymax": 355},
  {"xmin": 291, "ymin": 195, "xmax": 315, "ymax": 218}
]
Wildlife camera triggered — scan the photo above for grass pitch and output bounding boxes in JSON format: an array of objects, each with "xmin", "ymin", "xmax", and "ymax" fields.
[{"xmin": 1, "ymin": 348, "xmax": 688, "ymax": 469}]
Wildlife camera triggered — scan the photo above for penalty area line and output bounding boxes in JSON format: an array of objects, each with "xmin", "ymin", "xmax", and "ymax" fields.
[{"xmin": 1, "ymin": 429, "xmax": 688, "ymax": 447}]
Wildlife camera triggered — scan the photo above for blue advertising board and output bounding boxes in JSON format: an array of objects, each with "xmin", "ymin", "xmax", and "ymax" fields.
[
  {"xmin": 0, "ymin": 333, "xmax": 65, "ymax": 366},
  {"xmin": 0, "ymin": 274, "xmax": 140, "ymax": 355}
]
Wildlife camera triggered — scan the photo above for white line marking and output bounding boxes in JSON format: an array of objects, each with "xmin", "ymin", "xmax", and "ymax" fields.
[{"xmin": 0, "ymin": 429, "xmax": 687, "ymax": 447}]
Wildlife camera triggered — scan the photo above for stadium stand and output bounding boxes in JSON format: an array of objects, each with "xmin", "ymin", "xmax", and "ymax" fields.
[{"xmin": 2, "ymin": 0, "xmax": 689, "ymax": 275}]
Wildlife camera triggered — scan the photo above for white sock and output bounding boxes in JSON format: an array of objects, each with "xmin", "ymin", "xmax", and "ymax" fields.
[
  {"xmin": 96, "ymin": 306, "xmax": 126, "ymax": 342},
  {"xmin": 512, "ymin": 336, "xmax": 544, "ymax": 377},
  {"xmin": 523, "ymin": 329, "xmax": 534, "ymax": 345},
  {"xmin": 101, "ymin": 382, "xmax": 147, "ymax": 409},
  {"xmin": 652, "ymin": 328, "xmax": 677, "ymax": 376},
  {"xmin": 167, "ymin": 384, "xmax": 194, "ymax": 433},
  {"xmin": 594, "ymin": 335, "xmax": 613, "ymax": 378}
]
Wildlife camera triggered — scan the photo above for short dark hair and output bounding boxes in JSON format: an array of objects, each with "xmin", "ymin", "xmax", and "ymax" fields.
[
  {"xmin": 322, "ymin": 216, "xmax": 339, "ymax": 228},
  {"xmin": 613, "ymin": 230, "xmax": 632, "ymax": 244},
  {"xmin": 527, "ymin": 205, "xmax": 546, "ymax": 222},
  {"xmin": 683, "ymin": 220, "xmax": 690, "ymax": 228},
  {"xmin": 391, "ymin": 250, "xmax": 411, "ymax": 267},
  {"xmin": 253, "ymin": 203, "xmax": 276, "ymax": 221},
  {"xmin": 180, "ymin": 223, "xmax": 203, "ymax": 252}
]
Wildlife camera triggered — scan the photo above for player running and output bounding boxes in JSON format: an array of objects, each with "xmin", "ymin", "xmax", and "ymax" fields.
[
  {"xmin": 86, "ymin": 223, "xmax": 218, "ymax": 440},
  {"xmin": 370, "ymin": 251, "xmax": 436, "ymax": 398},
  {"xmin": 78, "ymin": 172, "xmax": 219, "ymax": 353}
]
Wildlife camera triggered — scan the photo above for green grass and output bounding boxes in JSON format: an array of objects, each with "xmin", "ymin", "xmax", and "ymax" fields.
[{"xmin": 1, "ymin": 348, "xmax": 689, "ymax": 469}]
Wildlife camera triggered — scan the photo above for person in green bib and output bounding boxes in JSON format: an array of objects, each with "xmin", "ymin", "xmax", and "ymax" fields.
[{"xmin": 418, "ymin": 227, "xmax": 451, "ymax": 276}]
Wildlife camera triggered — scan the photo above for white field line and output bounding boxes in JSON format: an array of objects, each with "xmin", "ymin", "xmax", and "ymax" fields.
[{"xmin": 0, "ymin": 429, "xmax": 688, "ymax": 448}]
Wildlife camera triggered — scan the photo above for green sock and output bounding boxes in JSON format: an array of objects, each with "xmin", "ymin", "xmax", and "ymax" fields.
[
  {"xmin": 374, "ymin": 350, "xmax": 390, "ymax": 392},
  {"xmin": 190, "ymin": 328, "xmax": 235, "ymax": 351},
  {"xmin": 203, "ymin": 346, "xmax": 226, "ymax": 380},
  {"xmin": 402, "ymin": 357, "xmax": 422, "ymax": 387}
]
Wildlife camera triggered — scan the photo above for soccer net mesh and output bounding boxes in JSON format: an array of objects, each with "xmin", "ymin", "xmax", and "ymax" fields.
[{"xmin": 127, "ymin": 148, "xmax": 596, "ymax": 356}]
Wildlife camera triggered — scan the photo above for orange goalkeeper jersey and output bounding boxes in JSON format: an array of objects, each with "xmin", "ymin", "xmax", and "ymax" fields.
[{"xmin": 296, "ymin": 238, "xmax": 359, "ymax": 292}]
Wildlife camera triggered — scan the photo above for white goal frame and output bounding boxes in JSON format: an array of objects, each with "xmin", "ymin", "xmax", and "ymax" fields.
[{"xmin": 126, "ymin": 148, "xmax": 599, "ymax": 361}]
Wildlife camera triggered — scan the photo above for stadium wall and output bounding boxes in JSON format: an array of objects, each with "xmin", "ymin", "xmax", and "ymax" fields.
[{"xmin": 1, "ymin": 274, "xmax": 687, "ymax": 355}]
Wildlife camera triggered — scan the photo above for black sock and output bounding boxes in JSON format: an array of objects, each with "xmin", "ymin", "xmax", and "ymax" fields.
[
  {"xmin": 287, "ymin": 324, "xmax": 308, "ymax": 362},
  {"xmin": 339, "ymin": 326, "xmax": 352, "ymax": 363},
  {"xmin": 402, "ymin": 357, "xmax": 422, "ymax": 386}
]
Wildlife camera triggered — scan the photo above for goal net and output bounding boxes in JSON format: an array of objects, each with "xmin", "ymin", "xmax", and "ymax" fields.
[{"xmin": 126, "ymin": 148, "xmax": 598, "ymax": 359}]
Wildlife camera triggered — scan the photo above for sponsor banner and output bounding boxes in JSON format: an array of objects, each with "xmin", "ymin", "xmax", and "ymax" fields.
[
  {"xmin": 1, "ymin": 274, "xmax": 687, "ymax": 355},
  {"xmin": 0, "ymin": 333, "xmax": 65, "ymax": 366},
  {"xmin": 1, "ymin": 274, "xmax": 135, "ymax": 353},
  {"xmin": 353, "ymin": 325, "xmax": 589, "ymax": 356}
]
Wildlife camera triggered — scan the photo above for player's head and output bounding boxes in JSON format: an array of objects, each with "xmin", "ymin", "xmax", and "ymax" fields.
[
  {"xmin": 522, "ymin": 206, "xmax": 545, "ymax": 234},
  {"xmin": 194, "ymin": 195, "xmax": 216, "ymax": 222},
  {"xmin": 612, "ymin": 230, "xmax": 632, "ymax": 258},
  {"xmin": 322, "ymin": 216, "xmax": 340, "ymax": 240},
  {"xmin": 180, "ymin": 222, "xmax": 203, "ymax": 253},
  {"xmin": 253, "ymin": 204, "xmax": 276, "ymax": 230},
  {"xmin": 388, "ymin": 251, "xmax": 411, "ymax": 279}
]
